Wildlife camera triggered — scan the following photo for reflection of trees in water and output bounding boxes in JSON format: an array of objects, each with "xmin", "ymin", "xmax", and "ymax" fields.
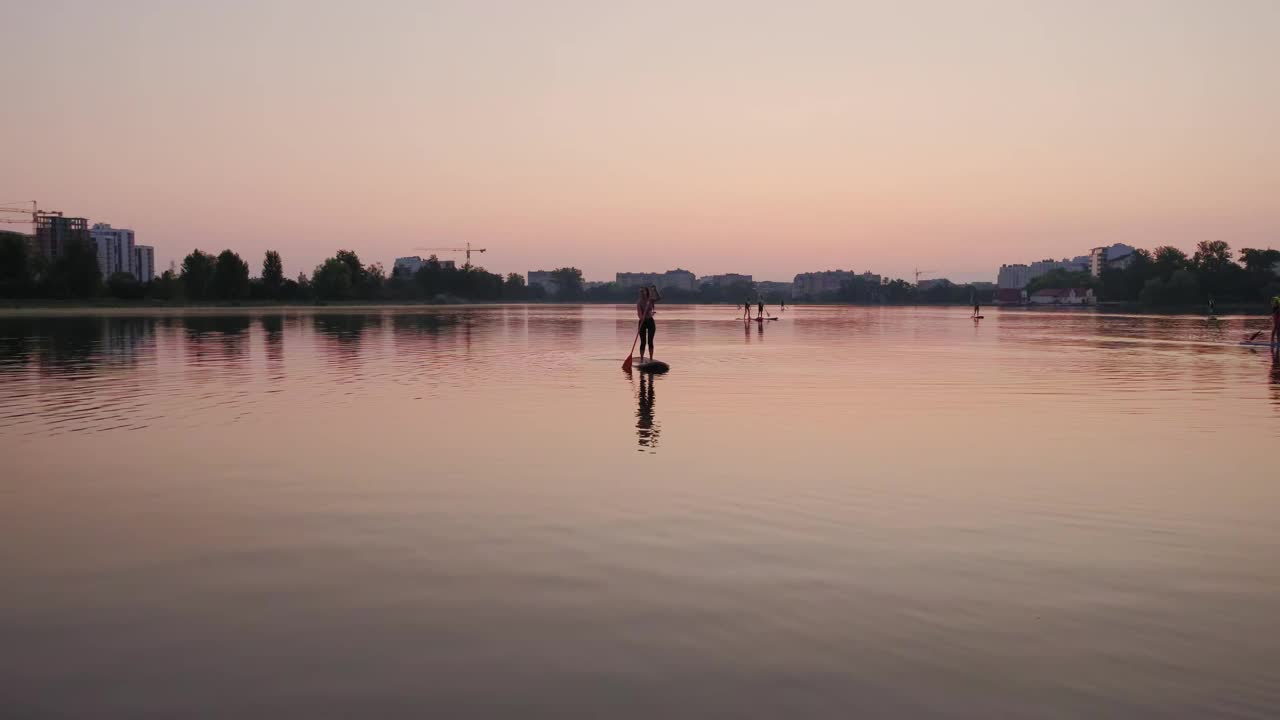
[
  {"xmin": 391, "ymin": 313, "xmax": 460, "ymax": 336},
  {"xmin": 314, "ymin": 313, "xmax": 380, "ymax": 345},
  {"xmin": 260, "ymin": 314, "xmax": 285, "ymax": 372},
  {"xmin": 314, "ymin": 313, "xmax": 383, "ymax": 371},
  {"xmin": 1271, "ymin": 353, "xmax": 1280, "ymax": 411},
  {"xmin": 534, "ymin": 306, "xmax": 584, "ymax": 350},
  {"xmin": 635, "ymin": 372, "xmax": 661, "ymax": 452},
  {"xmin": 182, "ymin": 315, "xmax": 250, "ymax": 368},
  {"xmin": 0, "ymin": 316, "xmax": 159, "ymax": 375}
]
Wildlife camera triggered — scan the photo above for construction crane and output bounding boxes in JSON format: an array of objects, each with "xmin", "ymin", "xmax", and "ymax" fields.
[
  {"xmin": 413, "ymin": 242, "xmax": 487, "ymax": 266},
  {"xmin": 0, "ymin": 201, "xmax": 44, "ymax": 227},
  {"xmin": 914, "ymin": 268, "xmax": 934, "ymax": 285}
]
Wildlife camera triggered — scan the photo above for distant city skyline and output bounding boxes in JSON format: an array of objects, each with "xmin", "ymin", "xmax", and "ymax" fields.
[{"xmin": 4, "ymin": 1, "xmax": 1278, "ymax": 283}]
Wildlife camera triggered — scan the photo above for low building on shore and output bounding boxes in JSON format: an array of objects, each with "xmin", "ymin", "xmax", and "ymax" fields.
[
  {"xmin": 1029, "ymin": 288, "xmax": 1095, "ymax": 305},
  {"xmin": 616, "ymin": 269, "xmax": 697, "ymax": 292},
  {"xmin": 527, "ymin": 270, "xmax": 558, "ymax": 294}
]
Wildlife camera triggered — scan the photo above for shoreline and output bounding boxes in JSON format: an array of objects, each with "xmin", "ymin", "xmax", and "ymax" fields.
[{"xmin": 0, "ymin": 299, "xmax": 1270, "ymax": 316}]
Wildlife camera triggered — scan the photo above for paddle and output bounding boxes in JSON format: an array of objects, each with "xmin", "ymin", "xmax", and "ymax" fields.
[
  {"xmin": 1246, "ymin": 330, "xmax": 1263, "ymax": 343},
  {"xmin": 622, "ymin": 325, "xmax": 641, "ymax": 371}
]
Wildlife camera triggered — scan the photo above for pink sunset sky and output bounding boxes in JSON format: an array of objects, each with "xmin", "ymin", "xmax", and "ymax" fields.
[{"xmin": 3, "ymin": 0, "xmax": 1278, "ymax": 283}]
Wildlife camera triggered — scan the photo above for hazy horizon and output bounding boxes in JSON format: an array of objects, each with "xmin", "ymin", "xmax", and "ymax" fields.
[{"xmin": 4, "ymin": 0, "xmax": 1279, "ymax": 283}]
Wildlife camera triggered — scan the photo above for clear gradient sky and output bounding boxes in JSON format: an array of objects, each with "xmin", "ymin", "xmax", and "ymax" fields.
[{"xmin": 3, "ymin": 0, "xmax": 1278, "ymax": 282}]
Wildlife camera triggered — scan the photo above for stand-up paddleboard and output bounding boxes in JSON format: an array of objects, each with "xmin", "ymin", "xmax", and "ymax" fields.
[
  {"xmin": 1240, "ymin": 341, "xmax": 1274, "ymax": 348},
  {"xmin": 972, "ymin": 315, "xmax": 984, "ymax": 320},
  {"xmin": 632, "ymin": 358, "xmax": 670, "ymax": 373},
  {"xmin": 751, "ymin": 316, "xmax": 779, "ymax": 322}
]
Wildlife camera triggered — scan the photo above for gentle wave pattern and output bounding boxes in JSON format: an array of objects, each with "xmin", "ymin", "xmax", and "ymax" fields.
[{"xmin": 2, "ymin": 305, "xmax": 1279, "ymax": 719}]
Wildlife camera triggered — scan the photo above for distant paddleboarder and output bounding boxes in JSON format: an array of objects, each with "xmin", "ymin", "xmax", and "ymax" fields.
[
  {"xmin": 1208, "ymin": 295, "xmax": 1216, "ymax": 316},
  {"xmin": 743, "ymin": 298, "xmax": 752, "ymax": 320},
  {"xmin": 638, "ymin": 285, "xmax": 661, "ymax": 361},
  {"xmin": 1272, "ymin": 296, "xmax": 1280, "ymax": 351},
  {"xmin": 757, "ymin": 300, "xmax": 765, "ymax": 319}
]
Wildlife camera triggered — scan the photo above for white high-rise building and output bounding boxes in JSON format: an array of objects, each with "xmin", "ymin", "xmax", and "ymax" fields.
[
  {"xmin": 91, "ymin": 223, "xmax": 136, "ymax": 277},
  {"xmin": 133, "ymin": 245, "xmax": 155, "ymax": 281}
]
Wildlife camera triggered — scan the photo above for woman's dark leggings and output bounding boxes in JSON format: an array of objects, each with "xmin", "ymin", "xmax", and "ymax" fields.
[{"xmin": 639, "ymin": 317, "xmax": 656, "ymax": 357}]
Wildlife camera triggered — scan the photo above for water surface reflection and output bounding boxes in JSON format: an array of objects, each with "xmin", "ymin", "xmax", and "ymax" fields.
[{"xmin": 2, "ymin": 306, "xmax": 1279, "ymax": 718}]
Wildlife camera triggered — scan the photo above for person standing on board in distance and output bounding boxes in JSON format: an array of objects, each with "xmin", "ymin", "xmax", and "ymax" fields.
[
  {"xmin": 1208, "ymin": 295, "xmax": 1215, "ymax": 316},
  {"xmin": 637, "ymin": 285, "xmax": 661, "ymax": 361},
  {"xmin": 1271, "ymin": 296, "xmax": 1280, "ymax": 351},
  {"xmin": 973, "ymin": 299, "xmax": 981, "ymax": 318},
  {"xmin": 743, "ymin": 298, "xmax": 752, "ymax": 320},
  {"xmin": 757, "ymin": 299, "xmax": 765, "ymax": 319}
]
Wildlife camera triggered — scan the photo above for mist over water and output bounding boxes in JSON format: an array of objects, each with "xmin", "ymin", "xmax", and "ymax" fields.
[{"xmin": 2, "ymin": 306, "xmax": 1278, "ymax": 718}]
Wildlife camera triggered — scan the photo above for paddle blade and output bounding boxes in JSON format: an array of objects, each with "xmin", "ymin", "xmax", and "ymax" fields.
[{"xmin": 622, "ymin": 354, "xmax": 633, "ymax": 371}]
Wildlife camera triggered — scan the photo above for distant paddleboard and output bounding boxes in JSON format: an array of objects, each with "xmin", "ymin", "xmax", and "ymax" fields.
[
  {"xmin": 1240, "ymin": 341, "xmax": 1274, "ymax": 348},
  {"xmin": 632, "ymin": 358, "xmax": 670, "ymax": 373},
  {"xmin": 972, "ymin": 315, "xmax": 984, "ymax": 320}
]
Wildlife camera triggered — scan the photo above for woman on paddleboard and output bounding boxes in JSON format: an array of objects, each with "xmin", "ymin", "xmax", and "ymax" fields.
[
  {"xmin": 757, "ymin": 300, "xmax": 765, "ymax": 319},
  {"xmin": 638, "ymin": 285, "xmax": 661, "ymax": 361}
]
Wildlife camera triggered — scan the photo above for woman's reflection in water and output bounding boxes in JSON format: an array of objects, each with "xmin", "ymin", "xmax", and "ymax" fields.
[
  {"xmin": 1271, "ymin": 351, "xmax": 1280, "ymax": 410},
  {"xmin": 636, "ymin": 371, "xmax": 661, "ymax": 453}
]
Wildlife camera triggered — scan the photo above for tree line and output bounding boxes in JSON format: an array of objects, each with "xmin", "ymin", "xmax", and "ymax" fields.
[
  {"xmin": 1020, "ymin": 242, "xmax": 1280, "ymax": 306},
  {"xmin": 0, "ymin": 234, "xmax": 547, "ymax": 303}
]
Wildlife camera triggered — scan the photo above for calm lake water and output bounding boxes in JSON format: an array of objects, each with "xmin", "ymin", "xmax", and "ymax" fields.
[{"xmin": 2, "ymin": 305, "xmax": 1278, "ymax": 718}]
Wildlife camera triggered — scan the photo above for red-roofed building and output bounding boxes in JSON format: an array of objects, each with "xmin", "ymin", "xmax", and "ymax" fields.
[{"xmin": 995, "ymin": 288, "xmax": 1026, "ymax": 305}]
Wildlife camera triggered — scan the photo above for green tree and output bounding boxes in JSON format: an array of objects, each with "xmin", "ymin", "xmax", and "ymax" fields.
[
  {"xmin": 149, "ymin": 269, "xmax": 183, "ymax": 301},
  {"xmin": 45, "ymin": 235, "xmax": 102, "ymax": 298},
  {"xmin": 333, "ymin": 250, "xmax": 367, "ymax": 294},
  {"xmin": 503, "ymin": 272, "xmax": 527, "ymax": 299},
  {"xmin": 1140, "ymin": 269, "xmax": 1200, "ymax": 305},
  {"xmin": 180, "ymin": 250, "xmax": 216, "ymax": 300},
  {"xmin": 1239, "ymin": 247, "xmax": 1280, "ymax": 274},
  {"xmin": 1152, "ymin": 246, "xmax": 1189, "ymax": 280},
  {"xmin": 549, "ymin": 267, "xmax": 584, "ymax": 299},
  {"xmin": 107, "ymin": 271, "xmax": 143, "ymax": 299},
  {"xmin": 211, "ymin": 249, "xmax": 250, "ymax": 300},
  {"xmin": 262, "ymin": 250, "xmax": 284, "ymax": 296},
  {"xmin": 1191, "ymin": 240, "xmax": 1244, "ymax": 300},
  {"xmin": 312, "ymin": 257, "xmax": 353, "ymax": 300},
  {"xmin": 0, "ymin": 230, "xmax": 32, "ymax": 297},
  {"xmin": 1026, "ymin": 269, "xmax": 1096, "ymax": 294}
]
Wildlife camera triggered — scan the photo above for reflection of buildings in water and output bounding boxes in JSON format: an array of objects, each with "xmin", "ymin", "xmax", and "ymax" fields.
[
  {"xmin": 7, "ymin": 316, "xmax": 157, "ymax": 375},
  {"xmin": 504, "ymin": 305, "xmax": 527, "ymax": 342},
  {"xmin": 98, "ymin": 317, "xmax": 158, "ymax": 368},
  {"xmin": 533, "ymin": 305, "xmax": 584, "ymax": 350},
  {"xmin": 635, "ymin": 372, "xmax": 661, "ymax": 452}
]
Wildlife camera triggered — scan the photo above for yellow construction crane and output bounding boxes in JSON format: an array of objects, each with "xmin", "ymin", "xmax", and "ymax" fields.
[
  {"xmin": 413, "ymin": 242, "xmax": 487, "ymax": 266},
  {"xmin": 914, "ymin": 268, "xmax": 934, "ymax": 285}
]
